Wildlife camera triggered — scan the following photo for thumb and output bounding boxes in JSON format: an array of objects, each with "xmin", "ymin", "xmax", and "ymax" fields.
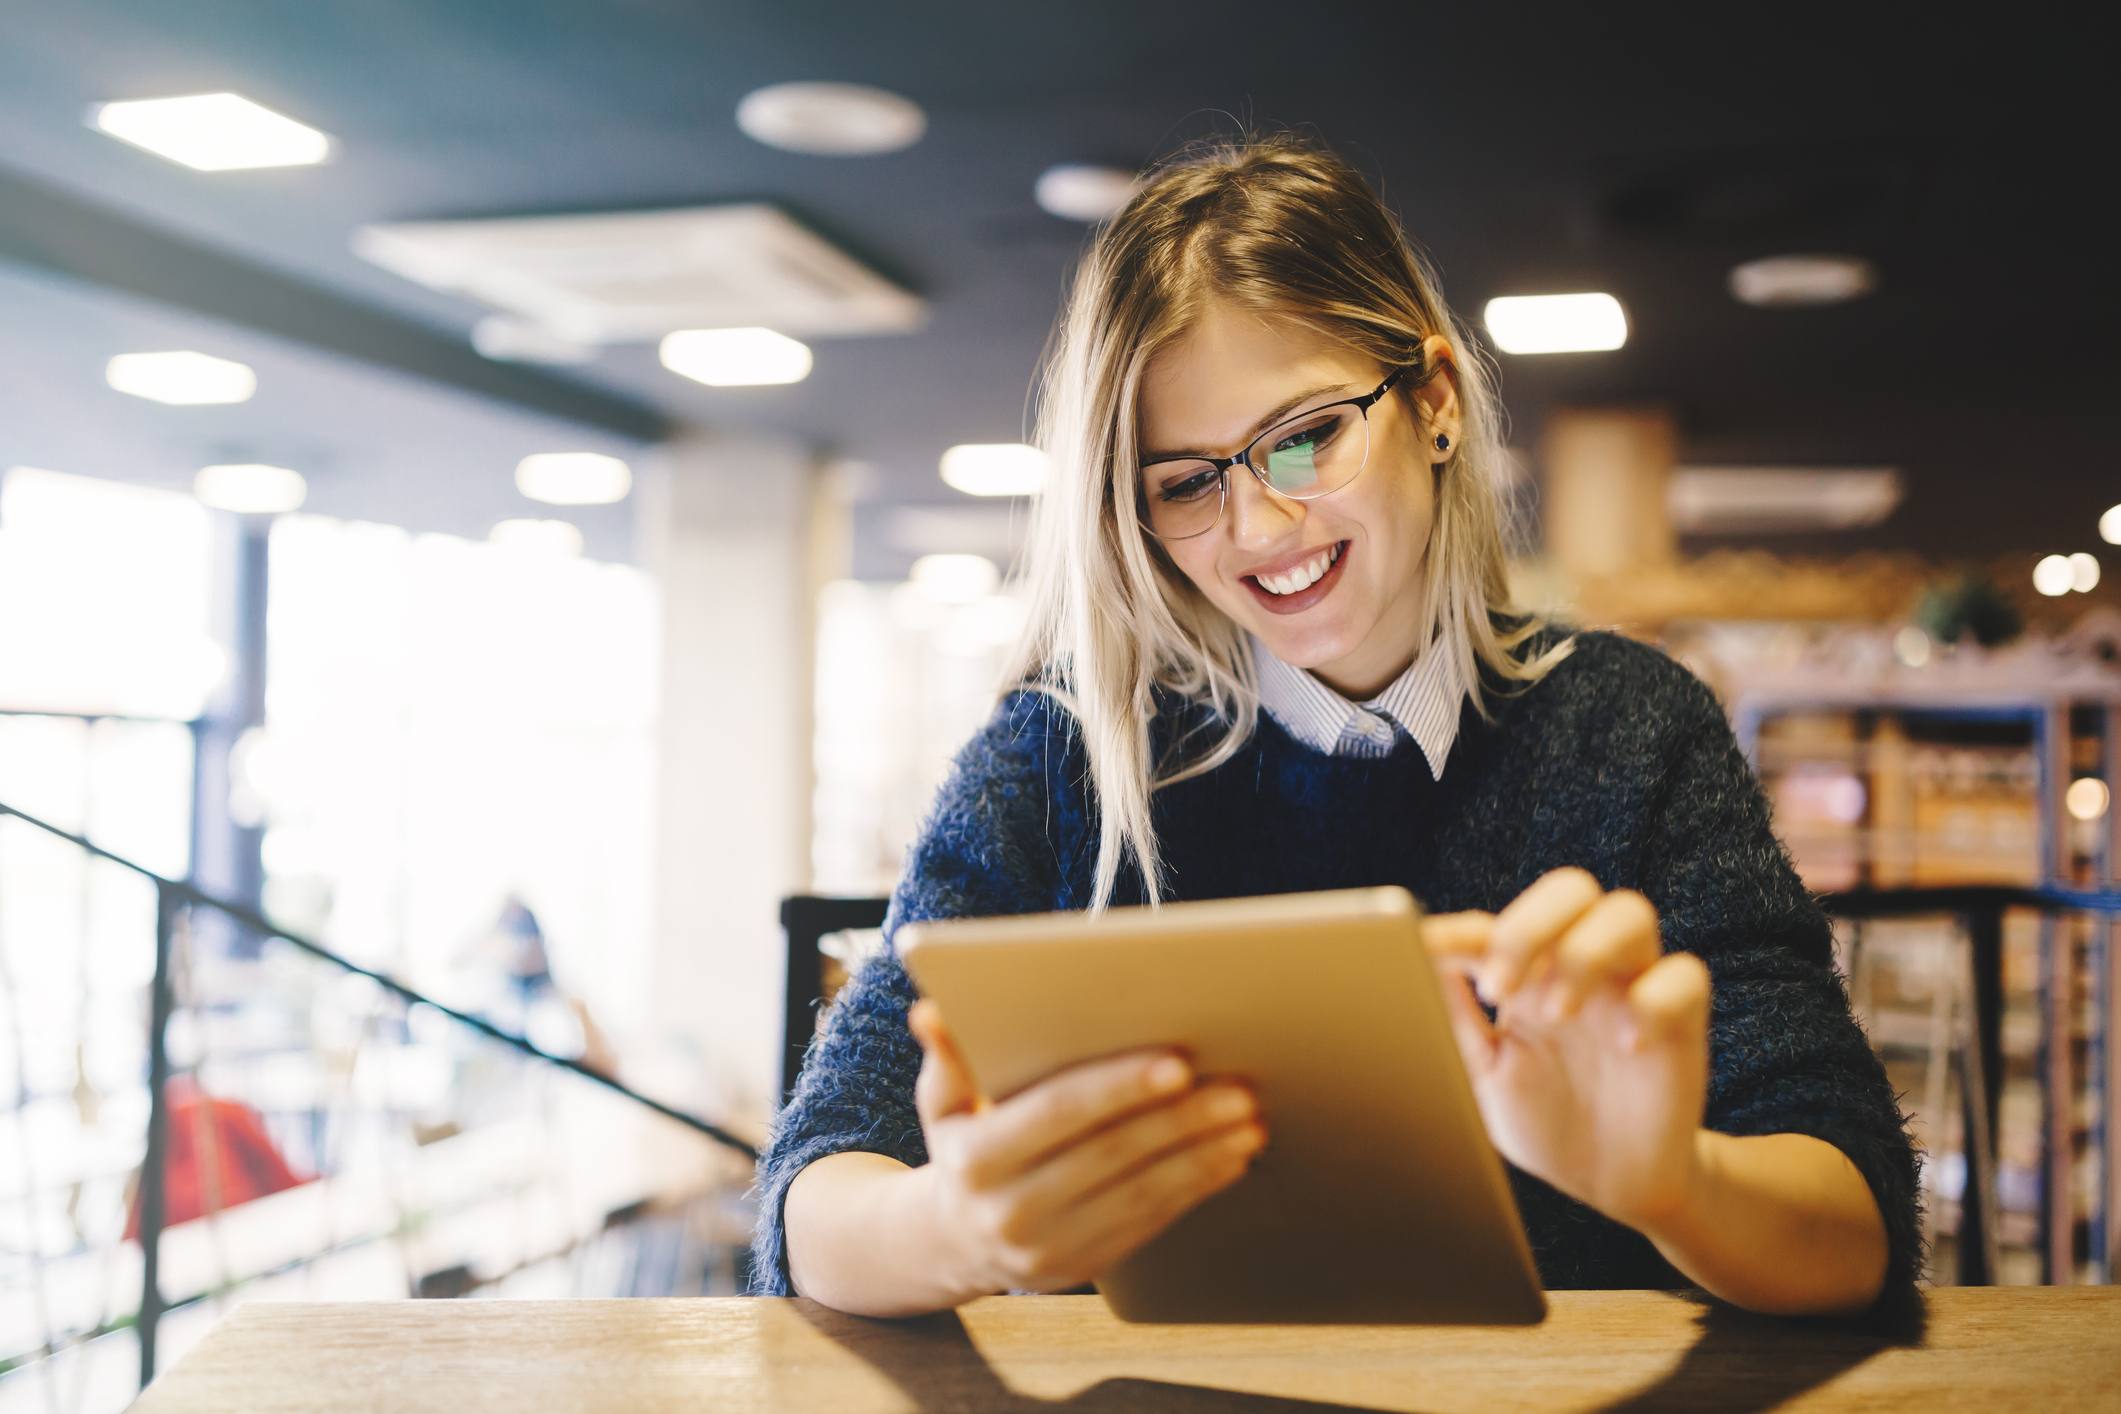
[
  {"xmin": 1435, "ymin": 967, "xmax": 1499, "ymax": 1081},
  {"xmin": 909, "ymin": 999, "xmax": 979, "ymax": 1122}
]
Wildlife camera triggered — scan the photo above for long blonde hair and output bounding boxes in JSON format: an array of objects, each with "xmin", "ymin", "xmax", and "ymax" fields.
[{"xmin": 1006, "ymin": 133, "xmax": 1571, "ymax": 909}]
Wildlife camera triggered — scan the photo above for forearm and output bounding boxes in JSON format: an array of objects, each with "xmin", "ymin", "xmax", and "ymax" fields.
[
  {"xmin": 783, "ymin": 1150, "xmax": 982, "ymax": 1317},
  {"xmin": 1640, "ymin": 1129, "xmax": 1889, "ymax": 1317}
]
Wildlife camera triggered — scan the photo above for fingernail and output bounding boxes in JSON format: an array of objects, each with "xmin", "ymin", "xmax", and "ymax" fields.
[
  {"xmin": 1209, "ymin": 1087, "xmax": 1254, "ymax": 1122},
  {"xmin": 1149, "ymin": 1057, "xmax": 1190, "ymax": 1092}
]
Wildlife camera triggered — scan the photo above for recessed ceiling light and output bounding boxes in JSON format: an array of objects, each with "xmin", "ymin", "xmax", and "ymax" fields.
[
  {"xmin": 910, "ymin": 553, "xmax": 1001, "ymax": 602},
  {"xmin": 1482, "ymin": 293, "xmax": 1628, "ymax": 355},
  {"xmin": 515, "ymin": 453, "xmax": 632, "ymax": 506},
  {"xmin": 194, "ymin": 463, "xmax": 306, "ymax": 514},
  {"xmin": 1729, "ymin": 254, "xmax": 1876, "ymax": 307},
  {"xmin": 490, "ymin": 518, "xmax": 585, "ymax": 557},
  {"xmin": 736, "ymin": 82, "xmax": 925, "ymax": 155},
  {"xmin": 107, "ymin": 351, "xmax": 257, "ymax": 405},
  {"xmin": 659, "ymin": 327, "xmax": 813, "ymax": 387},
  {"xmin": 2100, "ymin": 504, "xmax": 2121, "ymax": 545},
  {"xmin": 1035, "ymin": 164, "xmax": 1141, "ymax": 222},
  {"xmin": 89, "ymin": 92, "xmax": 332, "ymax": 171},
  {"xmin": 941, "ymin": 444, "xmax": 1049, "ymax": 497},
  {"xmin": 2033, "ymin": 554, "xmax": 2074, "ymax": 597},
  {"xmin": 2070, "ymin": 552, "xmax": 2101, "ymax": 593}
]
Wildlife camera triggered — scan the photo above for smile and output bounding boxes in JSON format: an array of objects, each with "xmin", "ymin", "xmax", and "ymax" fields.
[{"xmin": 1242, "ymin": 541, "xmax": 1349, "ymax": 615}]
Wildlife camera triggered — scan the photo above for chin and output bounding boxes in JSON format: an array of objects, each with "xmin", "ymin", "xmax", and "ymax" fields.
[{"xmin": 1247, "ymin": 613, "xmax": 1364, "ymax": 670}]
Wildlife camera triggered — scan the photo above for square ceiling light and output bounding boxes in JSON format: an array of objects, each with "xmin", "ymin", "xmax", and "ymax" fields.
[
  {"xmin": 90, "ymin": 93, "xmax": 332, "ymax": 171},
  {"xmin": 354, "ymin": 204, "xmax": 924, "ymax": 347}
]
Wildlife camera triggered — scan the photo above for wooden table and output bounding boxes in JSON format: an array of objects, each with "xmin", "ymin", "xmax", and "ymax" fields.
[{"xmin": 133, "ymin": 1288, "xmax": 2120, "ymax": 1412}]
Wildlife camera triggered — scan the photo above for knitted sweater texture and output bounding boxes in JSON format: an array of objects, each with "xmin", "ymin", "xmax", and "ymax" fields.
[{"xmin": 751, "ymin": 628, "xmax": 1923, "ymax": 1309}]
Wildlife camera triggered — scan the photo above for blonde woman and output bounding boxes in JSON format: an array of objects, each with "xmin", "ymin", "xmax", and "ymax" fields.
[{"xmin": 754, "ymin": 135, "xmax": 1919, "ymax": 1321}]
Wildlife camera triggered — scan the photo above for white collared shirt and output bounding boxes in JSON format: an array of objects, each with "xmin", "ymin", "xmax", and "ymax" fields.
[{"xmin": 1249, "ymin": 632, "xmax": 1468, "ymax": 776}]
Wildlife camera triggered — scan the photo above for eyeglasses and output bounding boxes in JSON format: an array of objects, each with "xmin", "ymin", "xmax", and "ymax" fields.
[{"xmin": 1137, "ymin": 367, "xmax": 1411, "ymax": 541}]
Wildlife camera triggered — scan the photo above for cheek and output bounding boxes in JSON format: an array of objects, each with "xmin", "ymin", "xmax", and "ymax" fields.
[{"xmin": 1164, "ymin": 541, "xmax": 1224, "ymax": 597}]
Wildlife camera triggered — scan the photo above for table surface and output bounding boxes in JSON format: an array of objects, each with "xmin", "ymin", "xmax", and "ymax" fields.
[{"xmin": 133, "ymin": 1288, "xmax": 2121, "ymax": 1413}]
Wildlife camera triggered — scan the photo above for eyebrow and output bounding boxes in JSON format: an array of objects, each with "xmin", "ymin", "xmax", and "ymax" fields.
[{"xmin": 1141, "ymin": 380, "xmax": 1358, "ymax": 462}]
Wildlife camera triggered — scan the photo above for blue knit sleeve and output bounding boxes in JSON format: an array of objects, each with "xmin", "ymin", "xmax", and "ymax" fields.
[
  {"xmin": 748, "ymin": 688, "xmax": 1087, "ymax": 1295},
  {"xmin": 1633, "ymin": 656, "xmax": 1925, "ymax": 1311}
]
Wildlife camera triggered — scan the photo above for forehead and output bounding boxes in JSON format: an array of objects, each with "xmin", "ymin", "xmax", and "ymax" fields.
[{"xmin": 1138, "ymin": 300, "xmax": 1371, "ymax": 454}]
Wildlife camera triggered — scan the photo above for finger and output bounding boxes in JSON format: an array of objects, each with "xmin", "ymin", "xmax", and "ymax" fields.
[
  {"xmin": 1001, "ymin": 1082, "xmax": 1259, "ymax": 1235},
  {"xmin": 1064, "ymin": 1148, "xmax": 1254, "ymax": 1288},
  {"xmin": 1544, "ymin": 890, "xmax": 1663, "ymax": 1023},
  {"xmin": 1484, "ymin": 867, "xmax": 1604, "ymax": 1001},
  {"xmin": 1622, "ymin": 951, "xmax": 1712, "ymax": 1053},
  {"xmin": 958, "ymin": 1047, "xmax": 1192, "ymax": 1187},
  {"xmin": 1423, "ymin": 911, "xmax": 1495, "ymax": 966},
  {"xmin": 909, "ymin": 999, "xmax": 979, "ymax": 1123},
  {"xmin": 1435, "ymin": 968, "xmax": 1499, "ymax": 1079},
  {"xmin": 1063, "ymin": 1121, "xmax": 1263, "ymax": 1268}
]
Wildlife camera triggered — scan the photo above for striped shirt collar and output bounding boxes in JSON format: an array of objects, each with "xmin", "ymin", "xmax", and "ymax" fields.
[{"xmin": 1249, "ymin": 631, "xmax": 1469, "ymax": 776}]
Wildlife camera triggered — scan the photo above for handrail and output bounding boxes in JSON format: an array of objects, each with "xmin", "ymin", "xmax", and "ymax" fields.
[
  {"xmin": 1820, "ymin": 882, "xmax": 2121, "ymax": 917},
  {"xmin": 0, "ymin": 800, "xmax": 757, "ymax": 1161}
]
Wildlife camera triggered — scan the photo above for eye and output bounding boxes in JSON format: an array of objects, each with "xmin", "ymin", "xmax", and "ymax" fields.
[
  {"xmin": 1269, "ymin": 410, "xmax": 1344, "ymax": 457},
  {"xmin": 1156, "ymin": 467, "xmax": 1220, "ymax": 504}
]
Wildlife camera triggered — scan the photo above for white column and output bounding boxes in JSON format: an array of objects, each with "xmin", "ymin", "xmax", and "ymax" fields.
[{"xmin": 638, "ymin": 433, "xmax": 833, "ymax": 1128}]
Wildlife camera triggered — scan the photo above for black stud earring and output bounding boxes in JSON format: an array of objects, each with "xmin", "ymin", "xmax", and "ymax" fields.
[{"xmin": 1433, "ymin": 432, "xmax": 1451, "ymax": 452}]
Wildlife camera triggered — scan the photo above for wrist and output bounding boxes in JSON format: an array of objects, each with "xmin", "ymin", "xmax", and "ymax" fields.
[
  {"xmin": 896, "ymin": 1160, "xmax": 996, "ymax": 1309},
  {"xmin": 1629, "ymin": 1127, "xmax": 1719, "ymax": 1248}
]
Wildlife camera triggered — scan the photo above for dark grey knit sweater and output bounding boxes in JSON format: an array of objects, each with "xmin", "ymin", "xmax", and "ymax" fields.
[{"xmin": 752, "ymin": 627, "xmax": 1923, "ymax": 1311}]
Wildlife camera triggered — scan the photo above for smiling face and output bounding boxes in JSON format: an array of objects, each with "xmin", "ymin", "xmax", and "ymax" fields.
[{"xmin": 1137, "ymin": 299, "xmax": 1461, "ymax": 700}]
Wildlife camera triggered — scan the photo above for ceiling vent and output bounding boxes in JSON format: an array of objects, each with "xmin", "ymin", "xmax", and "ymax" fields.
[
  {"xmin": 352, "ymin": 204, "xmax": 924, "ymax": 344},
  {"xmin": 1669, "ymin": 467, "xmax": 1902, "ymax": 534}
]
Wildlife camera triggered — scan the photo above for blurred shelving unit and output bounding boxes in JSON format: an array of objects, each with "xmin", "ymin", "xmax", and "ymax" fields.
[{"xmin": 1724, "ymin": 639, "xmax": 2120, "ymax": 1287}]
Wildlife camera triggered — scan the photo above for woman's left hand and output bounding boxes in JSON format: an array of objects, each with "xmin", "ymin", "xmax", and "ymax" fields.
[{"xmin": 1425, "ymin": 868, "xmax": 1712, "ymax": 1234}]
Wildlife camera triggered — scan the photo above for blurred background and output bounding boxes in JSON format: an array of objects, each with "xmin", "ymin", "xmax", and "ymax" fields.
[{"xmin": 1, "ymin": 3, "xmax": 2114, "ymax": 1407}]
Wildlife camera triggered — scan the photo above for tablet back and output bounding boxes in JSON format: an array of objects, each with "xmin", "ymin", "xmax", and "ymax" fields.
[{"xmin": 898, "ymin": 886, "xmax": 1546, "ymax": 1324}]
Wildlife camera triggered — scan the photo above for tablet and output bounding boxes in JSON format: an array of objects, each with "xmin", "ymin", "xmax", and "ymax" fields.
[{"xmin": 896, "ymin": 885, "xmax": 1546, "ymax": 1325}]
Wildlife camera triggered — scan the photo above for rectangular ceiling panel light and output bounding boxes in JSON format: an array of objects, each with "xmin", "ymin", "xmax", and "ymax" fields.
[
  {"xmin": 91, "ymin": 92, "xmax": 332, "ymax": 171},
  {"xmin": 1483, "ymin": 293, "xmax": 1628, "ymax": 354},
  {"xmin": 659, "ymin": 327, "xmax": 812, "ymax": 387},
  {"xmin": 941, "ymin": 444, "xmax": 1049, "ymax": 497},
  {"xmin": 106, "ymin": 351, "xmax": 257, "ymax": 405},
  {"xmin": 1668, "ymin": 467, "xmax": 1902, "ymax": 533}
]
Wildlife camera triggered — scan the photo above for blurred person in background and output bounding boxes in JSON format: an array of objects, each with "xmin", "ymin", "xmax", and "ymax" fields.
[
  {"xmin": 757, "ymin": 135, "xmax": 1919, "ymax": 1322},
  {"xmin": 455, "ymin": 891, "xmax": 617, "ymax": 1076}
]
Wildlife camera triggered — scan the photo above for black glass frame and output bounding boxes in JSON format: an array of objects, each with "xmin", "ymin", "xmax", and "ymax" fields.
[{"xmin": 1137, "ymin": 366, "xmax": 1413, "ymax": 541}]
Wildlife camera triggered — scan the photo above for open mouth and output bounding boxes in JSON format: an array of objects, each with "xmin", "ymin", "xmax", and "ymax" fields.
[{"xmin": 1242, "ymin": 540, "xmax": 1348, "ymax": 615}]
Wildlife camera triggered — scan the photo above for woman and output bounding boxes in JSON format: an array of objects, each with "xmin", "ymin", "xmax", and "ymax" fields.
[{"xmin": 753, "ymin": 135, "xmax": 1921, "ymax": 1320}]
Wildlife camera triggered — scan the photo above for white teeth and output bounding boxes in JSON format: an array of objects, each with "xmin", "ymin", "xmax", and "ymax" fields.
[{"xmin": 1255, "ymin": 542, "xmax": 1341, "ymax": 596}]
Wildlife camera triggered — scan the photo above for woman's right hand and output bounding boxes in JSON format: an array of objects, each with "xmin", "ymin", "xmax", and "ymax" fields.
[{"xmin": 906, "ymin": 998, "xmax": 1266, "ymax": 1300}]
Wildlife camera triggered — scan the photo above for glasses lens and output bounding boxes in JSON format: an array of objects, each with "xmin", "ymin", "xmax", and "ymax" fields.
[
  {"xmin": 1253, "ymin": 405, "xmax": 1367, "ymax": 495},
  {"xmin": 1143, "ymin": 461, "xmax": 1223, "ymax": 539}
]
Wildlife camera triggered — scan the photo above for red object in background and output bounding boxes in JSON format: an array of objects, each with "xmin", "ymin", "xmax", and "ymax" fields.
[{"xmin": 125, "ymin": 1077, "xmax": 310, "ymax": 1240}]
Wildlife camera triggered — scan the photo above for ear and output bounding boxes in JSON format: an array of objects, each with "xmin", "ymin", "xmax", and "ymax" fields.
[{"xmin": 1410, "ymin": 334, "xmax": 1463, "ymax": 452}]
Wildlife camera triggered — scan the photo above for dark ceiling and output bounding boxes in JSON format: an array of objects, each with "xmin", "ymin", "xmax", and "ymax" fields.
[{"xmin": 0, "ymin": 2, "xmax": 2111, "ymax": 566}]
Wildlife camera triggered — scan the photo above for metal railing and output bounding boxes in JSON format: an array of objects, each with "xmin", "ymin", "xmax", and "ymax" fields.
[
  {"xmin": 1821, "ymin": 884, "xmax": 2117, "ymax": 1286},
  {"xmin": 2, "ymin": 800, "xmax": 757, "ymax": 1408}
]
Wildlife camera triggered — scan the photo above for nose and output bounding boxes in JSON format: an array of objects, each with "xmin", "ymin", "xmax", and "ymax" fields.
[{"xmin": 1224, "ymin": 462, "xmax": 1303, "ymax": 552}]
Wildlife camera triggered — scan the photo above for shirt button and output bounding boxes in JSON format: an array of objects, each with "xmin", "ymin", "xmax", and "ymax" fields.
[{"xmin": 1361, "ymin": 713, "xmax": 1393, "ymax": 741}]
